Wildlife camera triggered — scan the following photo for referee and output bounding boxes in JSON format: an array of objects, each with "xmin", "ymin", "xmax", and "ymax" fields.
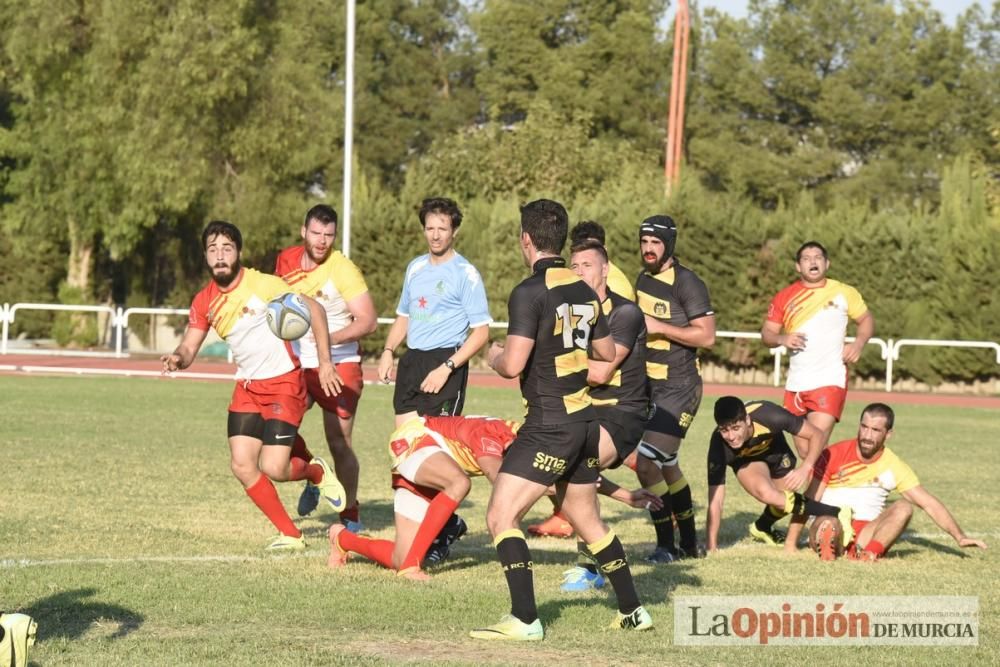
[{"xmin": 378, "ymin": 197, "xmax": 491, "ymax": 426}]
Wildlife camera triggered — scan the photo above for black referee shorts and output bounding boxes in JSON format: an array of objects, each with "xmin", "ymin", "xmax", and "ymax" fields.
[{"xmin": 393, "ymin": 346, "xmax": 469, "ymax": 417}]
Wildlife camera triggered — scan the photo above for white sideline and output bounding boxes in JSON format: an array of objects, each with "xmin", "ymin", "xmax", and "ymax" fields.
[
  {"xmin": 0, "ymin": 553, "xmax": 320, "ymax": 569},
  {"xmin": 2, "ymin": 531, "xmax": 995, "ymax": 570}
]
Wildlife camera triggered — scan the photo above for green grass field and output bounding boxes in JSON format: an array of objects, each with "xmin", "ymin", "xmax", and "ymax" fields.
[{"xmin": 1, "ymin": 375, "xmax": 997, "ymax": 665}]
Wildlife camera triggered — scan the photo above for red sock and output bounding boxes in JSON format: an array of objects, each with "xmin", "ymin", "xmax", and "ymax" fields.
[
  {"xmin": 288, "ymin": 436, "xmax": 320, "ymax": 482},
  {"xmin": 338, "ymin": 530, "xmax": 395, "ymax": 569},
  {"xmin": 400, "ymin": 492, "xmax": 461, "ymax": 571},
  {"xmin": 864, "ymin": 540, "xmax": 886, "ymax": 557},
  {"xmin": 245, "ymin": 475, "xmax": 300, "ymax": 537},
  {"xmin": 340, "ymin": 502, "xmax": 360, "ymax": 523}
]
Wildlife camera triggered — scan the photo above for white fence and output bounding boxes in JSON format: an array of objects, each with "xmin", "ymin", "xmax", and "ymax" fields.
[{"xmin": 2, "ymin": 303, "xmax": 998, "ymax": 393}]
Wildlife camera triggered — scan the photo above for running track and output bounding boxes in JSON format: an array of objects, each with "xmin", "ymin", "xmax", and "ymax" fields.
[{"xmin": 1, "ymin": 352, "xmax": 997, "ymax": 409}]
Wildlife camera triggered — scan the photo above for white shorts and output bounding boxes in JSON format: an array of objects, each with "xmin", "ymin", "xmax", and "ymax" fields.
[
  {"xmin": 394, "ymin": 488, "xmax": 430, "ymax": 523},
  {"xmin": 396, "ymin": 444, "xmax": 444, "ymax": 482}
]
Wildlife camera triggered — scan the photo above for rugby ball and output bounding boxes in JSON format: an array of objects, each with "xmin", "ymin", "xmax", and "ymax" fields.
[
  {"xmin": 266, "ymin": 293, "xmax": 311, "ymax": 341},
  {"xmin": 809, "ymin": 515, "xmax": 844, "ymax": 561}
]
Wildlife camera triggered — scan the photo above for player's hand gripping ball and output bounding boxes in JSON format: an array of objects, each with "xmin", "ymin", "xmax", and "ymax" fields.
[{"xmin": 266, "ymin": 293, "xmax": 311, "ymax": 341}]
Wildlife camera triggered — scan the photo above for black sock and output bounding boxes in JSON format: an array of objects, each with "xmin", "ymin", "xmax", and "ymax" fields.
[
  {"xmin": 495, "ymin": 531, "xmax": 537, "ymax": 624},
  {"xmin": 590, "ymin": 532, "xmax": 641, "ymax": 614},
  {"xmin": 576, "ymin": 540, "xmax": 598, "ymax": 574},
  {"xmin": 785, "ymin": 491, "xmax": 841, "ymax": 518},
  {"xmin": 669, "ymin": 476, "xmax": 697, "ymax": 551},
  {"xmin": 649, "ymin": 487, "xmax": 675, "ymax": 551},
  {"xmin": 755, "ymin": 505, "xmax": 787, "ymax": 532}
]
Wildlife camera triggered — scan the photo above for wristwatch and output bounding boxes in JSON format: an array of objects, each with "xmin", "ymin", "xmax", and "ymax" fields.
[{"xmin": 444, "ymin": 359, "xmax": 456, "ymax": 371}]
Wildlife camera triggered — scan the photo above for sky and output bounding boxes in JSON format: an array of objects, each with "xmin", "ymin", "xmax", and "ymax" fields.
[{"xmin": 698, "ymin": 0, "xmax": 991, "ymax": 25}]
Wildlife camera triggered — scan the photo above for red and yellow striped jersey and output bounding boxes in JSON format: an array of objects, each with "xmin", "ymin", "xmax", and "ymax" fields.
[
  {"xmin": 815, "ymin": 439, "xmax": 920, "ymax": 521},
  {"xmin": 388, "ymin": 416, "xmax": 518, "ymax": 477},
  {"xmin": 275, "ymin": 246, "xmax": 369, "ymax": 366},
  {"xmin": 766, "ymin": 279, "xmax": 867, "ymax": 391},
  {"xmin": 188, "ymin": 268, "xmax": 297, "ymax": 380}
]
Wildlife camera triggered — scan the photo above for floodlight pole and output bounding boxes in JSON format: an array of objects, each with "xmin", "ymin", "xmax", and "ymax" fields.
[
  {"xmin": 342, "ymin": 0, "xmax": 356, "ymax": 257},
  {"xmin": 665, "ymin": 0, "xmax": 690, "ymax": 198}
]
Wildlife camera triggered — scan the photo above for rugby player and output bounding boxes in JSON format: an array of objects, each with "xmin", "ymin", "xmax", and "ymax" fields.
[
  {"xmin": 328, "ymin": 415, "xmax": 517, "ymax": 580},
  {"xmin": 275, "ymin": 204, "xmax": 377, "ymax": 532},
  {"xmin": 705, "ymin": 396, "xmax": 852, "ymax": 553},
  {"xmin": 162, "ymin": 221, "xmax": 345, "ymax": 550},
  {"xmin": 798, "ymin": 403, "xmax": 987, "ymax": 560},
  {"xmin": 473, "ymin": 199, "xmax": 651, "ymax": 641}
]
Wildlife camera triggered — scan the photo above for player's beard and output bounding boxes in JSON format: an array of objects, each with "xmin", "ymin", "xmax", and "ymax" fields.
[
  {"xmin": 211, "ymin": 259, "xmax": 242, "ymax": 288},
  {"xmin": 641, "ymin": 252, "xmax": 668, "ymax": 273},
  {"xmin": 305, "ymin": 241, "xmax": 332, "ymax": 264},
  {"xmin": 858, "ymin": 438, "xmax": 883, "ymax": 459}
]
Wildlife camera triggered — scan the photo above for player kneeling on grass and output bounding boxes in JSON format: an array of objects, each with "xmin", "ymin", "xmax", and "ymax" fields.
[
  {"xmin": 705, "ymin": 396, "xmax": 853, "ymax": 554},
  {"xmin": 162, "ymin": 221, "xmax": 346, "ymax": 551},
  {"xmin": 328, "ymin": 415, "xmax": 517, "ymax": 580},
  {"xmin": 790, "ymin": 402, "xmax": 988, "ymax": 561}
]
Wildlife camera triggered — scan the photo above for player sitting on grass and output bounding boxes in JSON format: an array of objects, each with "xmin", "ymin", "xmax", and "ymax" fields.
[
  {"xmin": 328, "ymin": 415, "xmax": 516, "ymax": 580},
  {"xmin": 705, "ymin": 396, "xmax": 852, "ymax": 554},
  {"xmin": 792, "ymin": 403, "xmax": 988, "ymax": 561}
]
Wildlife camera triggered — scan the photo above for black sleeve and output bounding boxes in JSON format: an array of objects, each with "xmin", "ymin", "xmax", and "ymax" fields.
[
  {"xmin": 506, "ymin": 282, "xmax": 540, "ymax": 339},
  {"xmin": 755, "ymin": 401, "xmax": 805, "ymax": 436},
  {"xmin": 608, "ymin": 303, "xmax": 644, "ymax": 349},
  {"xmin": 678, "ymin": 268, "xmax": 714, "ymax": 321},
  {"xmin": 707, "ymin": 435, "xmax": 728, "ymax": 486}
]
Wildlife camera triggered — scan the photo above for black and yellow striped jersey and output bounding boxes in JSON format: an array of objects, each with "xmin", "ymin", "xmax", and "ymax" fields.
[
  {"xmin": 588, "ymin": 290, "xmax": 648, "ymax": 415},
  {"xmin": 507, "ymin": 256, "xmax": 610, "ymax": 425},
  {"xmin": 635, "ymin": 259, "xmax": 713, "ymax": 382},
  {"xmin": 706, "ymin": 401, "xmax": 804, "ymax": 486}
]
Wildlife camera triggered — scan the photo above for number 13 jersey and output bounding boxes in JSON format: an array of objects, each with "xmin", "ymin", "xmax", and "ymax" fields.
[{"xmin": 506, "ymin": 256, "xmax": 610, "ymax": 426}]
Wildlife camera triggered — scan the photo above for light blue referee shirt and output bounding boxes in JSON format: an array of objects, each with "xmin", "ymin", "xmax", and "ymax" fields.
[{"xmin": 396, "ymin": 252, "xmax": 491, "ymax": 350}]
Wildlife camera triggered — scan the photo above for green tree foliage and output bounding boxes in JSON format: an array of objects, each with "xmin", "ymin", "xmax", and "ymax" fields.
[{"xmin": 687, "ymin": 0, "xmax": 998, "ymax": 208}]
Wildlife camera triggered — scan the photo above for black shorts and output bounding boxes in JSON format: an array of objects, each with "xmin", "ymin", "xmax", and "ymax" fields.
[
  {"xmin": 731, "ymin": 441, "xmax": 797, "ymax": 480},
  {"xmin": 499, "ymin": 421, "xmax": 600, "ymax": 486},
  {"xmin": 646, "ymin": 375, "xmax": 703, "ymax": 439},
  {"xmin": 393, "ymin": 347, "xmax": 469, "ymax": 417},
  {"xmin": 595, "ymin": 405, "xmax": 646, "ymax": 469}
]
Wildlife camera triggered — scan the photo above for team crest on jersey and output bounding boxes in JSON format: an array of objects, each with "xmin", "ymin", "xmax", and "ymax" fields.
[
  {"xmin": 654, "ymin": 302, "xmax": 669, "ymax": 317},
  {"xmin": 781, "ymin": 455, "xmax": 792, "ymax": 469},
  {"xmin": 435, "ymin": 280, "xmax": 446, "ymax": 294}
]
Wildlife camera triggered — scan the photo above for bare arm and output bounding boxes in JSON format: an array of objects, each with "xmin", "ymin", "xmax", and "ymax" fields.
[
  {"xmin": 903, "ymin": 485, "xmax": 987, "ymax": 549},
  {"xmin": 419, "ymin": 324, "xmax": 490, "ymax": 394},
  {"xmin": 302, "ymin": 294, "xmax": 341, "ymax": 397},
  {"xmin": 378, "ymin": 315, "xmax": 409, "ymax": 383},
  {"xmin": 646, "ymin": 313, "xmax": 716, "ymax": 349},
  {"xmin": 589, "ymin": 333, "xmax": 615, "ymax": 363},
  {"xmin": 329, "ymin": 292, "xmax": 378, "ymax": 346},
  {"xmin": 786, "ymin": 477, "xmax": 826, "ymax": 552},
  {"xmin": 161, "ymin": 326, "xmax": 209, "ymax": 372},
  {"xmin": 588, "ymin": 342, "xmax": 631, "ymax": 385},
  {"xmin": 843, "ymin": 311, "xmax": 875, "ymax": 364},
  {"xmin": 597, "ymin": 476, "xmax": 664, "ymax": 510},
  {"xmin": 779, "ymin": 420, "xmax": 827, "ymax": 491},
  {"xmin": 706, "ymin": 484, "xmax": 726, "ymax": 552},
  {"xmin": 761, "ymin": 319, "xmax": 806, "ymax": 351},
  {"xmin": 487, "ymin": 335, "xmax": 534, "ymax": 379}
]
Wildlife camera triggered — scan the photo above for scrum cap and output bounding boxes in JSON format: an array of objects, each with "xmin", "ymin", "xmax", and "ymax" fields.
[{"xmin": 639, "ymin": 215, "xmax": 677, "ymax": 257}]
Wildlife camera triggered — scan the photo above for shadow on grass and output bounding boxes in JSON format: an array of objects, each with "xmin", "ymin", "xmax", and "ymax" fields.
[
  {"xmin": 895, "ymin": 534, "xmax": 970, "ymax": 558},
  {"xmin": 24, "ymin": 587, "xmax": 143, "ymax": 642}
]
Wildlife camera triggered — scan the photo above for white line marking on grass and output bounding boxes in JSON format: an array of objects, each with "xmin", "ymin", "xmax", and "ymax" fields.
[{"xmin": 0, "ymin": 553, "xmax": 320, "ymax": 569}]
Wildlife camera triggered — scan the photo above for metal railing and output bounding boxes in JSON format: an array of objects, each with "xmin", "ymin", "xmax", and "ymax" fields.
[{"xmin": 3, "ymin": 303, "xmax": 998, "ymax": 392}]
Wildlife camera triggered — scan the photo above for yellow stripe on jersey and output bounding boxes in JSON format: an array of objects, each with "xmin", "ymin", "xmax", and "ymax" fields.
[
  {"xmin": 562, "ymin": 385, "xmax": 592, "ymax": 414},
  {"xmin": 591, "ymin": 397, "xmax": 619, "ymax": 406},
  {"xmin": 544, "ymin": 267, "xmax": 581, "ymax": 289},
  {"xmin": 443, "ymin": 437, "xmax": 482, "ymax": 476},
  {"xmin": 606, "ymin": 369, "xmax": 622, "ymax": 387},
  {"xmin": 646, "ymin": 361, "xmax": 668, "ymax": 380},
  {"xmin": 636, "ymin": 290, "xmax": 672, "ymax": 319},
  {"xmin": 554, "ymin": 349, "xmax": 589, "ymax": 377},
  {"xmin": 646, "ymin": 336, "xmax": 671, "ymax": 351},
  {"xmin": 606, "ymin": 262, "xmax": 635, "ymax": 301}
]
